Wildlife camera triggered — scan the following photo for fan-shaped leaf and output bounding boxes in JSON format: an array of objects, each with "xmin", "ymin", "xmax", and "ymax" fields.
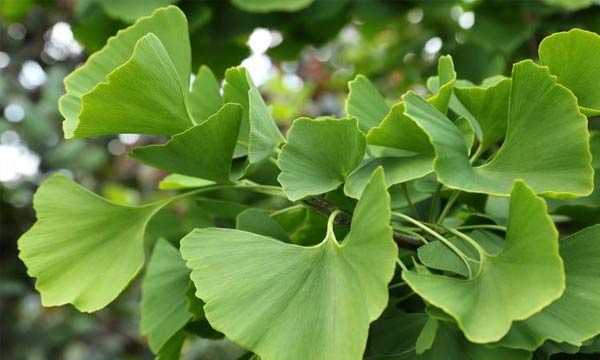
[
  {"xmin": 60, "ymin": 6, "xmax": 191, "ymax": 138},
  {"xmin": 181, "ymin": 169, "xmax": 397, "ymax": 360},
  {"xmin": 345, "ymin": 75, "xmax": 389, "ymax": 132},
  {"xmin": 74, "ymin": 33, "xmax": 192, "ymax": 138},
  {"xmin": 130, "ymin": 104, "xmax": 242, "ymax": 183},
  {"xmin": 18, "ymin": 174, "xmax": 167, "ymax": 312},
  {"xmin": 539, "ymin": 29, "xmax": 600, "ymax": 116},
  {"xmin": 403, "ymin": 181, "xmax": 565, "ymax": 343},
  {"xmin": 278, "ymin": 117, "xmax": 365, "ymax": 201},
  {"xmin": 403, "ymin": 60, "xmax": 593, "ymax": 197}
]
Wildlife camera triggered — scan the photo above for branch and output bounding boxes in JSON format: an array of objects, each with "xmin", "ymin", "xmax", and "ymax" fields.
[{"xmin": 302, "ymin": 197, "xmax": 422, "ymax": 251}]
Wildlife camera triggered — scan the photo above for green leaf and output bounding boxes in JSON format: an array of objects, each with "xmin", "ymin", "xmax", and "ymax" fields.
[
  {"xmin": 155, "ymin": 330, "xmax": 186, "ymax": 360},
  {"xmin": 223, "ymin": 67, "xmax": 284, "ymax": 163},
  {"xmin": 158, "ymin": 174, "xmax": 215, "ymax": 190},
  {"xmin": 454, "ymin": 116, "xmax": 475, "ymax": 153},
  {"xmin": 497, "ymin": 225, "xmax": 600, "ymax": 350},
  {"xmin": 18, "ymin": 174, "xmax": 166, "ymax": 312},
  {"xmin": 230, "ymin": 0, "xmax": 315, "ymax": 12},
  {"xmin": 403, "ymin": 181, "xmax": 565, "ymax": 343},
  {"xmin": 453, "ymin": 78, "xmax": 511, "ymax": 153},
  {"xmin": 97, "ymin": 0, "xmax": 178, "ymax": 23},
  {"xmin": 60, "ymin": 6, "xmax": 192, "ymax": 138},
  {"xmin": 278, "ymin": 117, "xmax": 365, "ymax": 201},
  {"xmin": 539, "ymin": 29, "xmax": 600, "ymax": 116},
  {"xmin": 416, "ymin": 318, "xmax": 439, "ymax": 354},
  {"xmin": 346, "ymin": 73, "xmax": 454, "ymax": 198},
  {"xmin": 345, "ymin": 75, "xmax": 389, "ymax": 132},
  {"xmin": 141, "ymin": 239, "xmax": 191, "ymax": 353},
  {"xmin": 403, "ymin": 60, "xmax": 593, "ymax": 197},
  {"xmin": 189, "ymin": 65, "xmax": 223, "ymax": 124},
  {"xmin": 236, "ymin": 209, "xmax": 291, "ymax": 243},
  {"xmin": 181, "ymin": 168, "xmax": 397, "ymax": 360},
  {"xmin": 130, "ymin": 104, "xmax": 242, "ymax": 183}
]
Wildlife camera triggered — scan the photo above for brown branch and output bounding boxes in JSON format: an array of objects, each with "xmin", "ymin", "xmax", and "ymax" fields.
[{"xmin": 302, "ymin": 197, "xmax": 421, "ymax": 251}]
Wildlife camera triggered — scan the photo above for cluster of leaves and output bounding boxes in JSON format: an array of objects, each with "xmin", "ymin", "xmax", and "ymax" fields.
[{"xmin": 17, "ymin": 5, "xmax": 600, "ymax": 360}]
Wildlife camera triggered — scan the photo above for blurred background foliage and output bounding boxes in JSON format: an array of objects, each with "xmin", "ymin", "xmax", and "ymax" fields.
[{"xmin": 2, "ymin": 0, "xmax": 600, "ymax": 359}]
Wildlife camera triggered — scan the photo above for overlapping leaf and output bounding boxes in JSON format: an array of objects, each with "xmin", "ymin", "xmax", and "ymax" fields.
[
  {"xmin": 497, "ymin": 225, "xmax": 600, "ymax": 350},
  {"xmin": 403, "ymin": 60, "xmax": 593, "ymax": 197},
  {"xmin": 130, "ymin": 104, "xmax": 242, "ymax": 183},
  {"xmin": 60, "ymin": 6, "xmax": 192, "ymax": 138},
  {"xmin": 189, "ymin": 65, "xmax": 223, "ymax": 124},
  {"xmin": 181, "ymin": 169, "xmax": 397, "ymax": 360},
  {"xmin": 18, "ymin": 174, "xmax": 167, "ymax": 312},
  {"xmin": 344, "ymin": 57, "xmax": 456, "ymax": 198},
  {"xmin": 278, "ymin": 117, "xmax": 365, "ymax": 201},
  {"xmin": 345, "ymin": 75, "xmax": 389, "ymax": 132},
  {"xmin": 539, "ymin": 28, "xmax": 600, "ymax": 116},
  {"xmin": 230, "ymin": 0, "xmax": 315, "ymax": 12},
  {"xmin": 141, "ymin": 239, "xmax": 191, "ymax": 353},
  {"xmin": 223, "ymin": 67, "xmax": 284, "ymax": 163},
  {"xmin": 403, "ymin": 181, "xmax": 565, "ymax": 343}
]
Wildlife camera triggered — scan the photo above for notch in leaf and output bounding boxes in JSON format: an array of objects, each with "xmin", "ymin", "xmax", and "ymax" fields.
[
  {"xmin": 403, "ymin": 181, "xmax": 565, "ymax": 343},
  {"xmin": 181, "ymin": 168, "xmax": 397, "ymax": 360}
]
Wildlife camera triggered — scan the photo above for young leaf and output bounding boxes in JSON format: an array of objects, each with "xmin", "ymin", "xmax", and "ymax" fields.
[
  {"xmin": 18, "ymin": 174, "xmax": 167, "ymax": 312},
  {"xmin": 345, "ymin": 73, "xmax": 454, "ymax": 198},
  {"xmin": 189, "ymin": 65, "xmax": 223, "ymax": 124},
  {"xmin": 74, "ymin": 33, "xmax": 193, "ymax": 137},
  {"xmin": 130, "ymin": 104, "xmax": 242, "ymax": 183},
  {"xmin": 223, "ymin": 67, "xmax": 284, "ymax": 163},
  {"xmin": 497, "ymin": 224, "xmax": 600, "ymax": 350},
  {"xmin": 345, "ymin": 75, "xmax": 390, "ymax": 132},
  {"xmin": 539, "ymin": 28, "xmax": 600, "ymax": 116},
  {"xmin": 278, "ymin": 117, "xmax": 365, "ymax": 201},
  {"xmin": 453, "ymin": 79, "xmax": 511, "ymax": 153},
  {"xmin": 158, "ymin": 174, "xmax": 215, "ymax": 190},
  {"xmin": 403, "ymin": 60, "xmax": 593, "ymax": 197},
  {"xmin": 403, "ymin": 181, "xmax": 565, "ymax": 343},
  {"xmin": 60, "ymin": 6, "xmax": 191, "ymax": 138},
  {"xmin": 181, "ymin": 169, "xmax": 397, "ymax": 360},
  {"xmin": 141, "ymin": 239, "xmax": 192, "ymax": 353}
]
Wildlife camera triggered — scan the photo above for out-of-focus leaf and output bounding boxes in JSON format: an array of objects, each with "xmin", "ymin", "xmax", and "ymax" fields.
[
  {"xmin": 189, "ymin": 65, "xmax": 223, "ymax": 124},
  {"xmin": 230, "ymin": 0, "xmax": 314, "ymax": 12}
]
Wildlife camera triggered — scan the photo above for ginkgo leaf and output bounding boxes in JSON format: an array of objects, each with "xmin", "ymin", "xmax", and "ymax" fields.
[
  {"xmin": 345, "ymin": 75, "xmax": 389, "ymax": 132},
  {"xmin": 181, "ymin": 168, "xmax": 397, "ymax": 360},
  {"xmin": 403, "ymin": 181, "xmax": 565, "ymax": 343},
  {"xmin": 130, "ymin": 104, "xmax": 242, "ymax": 183},
  {"xmin": 236, "ymin": 209, "xmax": 290, "ymax": 243},
  {"xmin": 18, "ymin": 174, "xmax": 167, "ymax": 312},
  {"xmin": 403, "ymin": 60, "xmax": 593, "ymax": 197},
  {"xmin": 60, "ymin": 6, "xmax": 191, "ymax": 138},
  {"xmin": 539, "ymin": 29, "xmax": 600, "ymax": 116},
  {"xmin": 74, "ymin": 33, "xmax": 193, "ymax": 138},
  {"xmin": 189, "ymin": 65, "xmax": 223, "ymax": 124},
  {"xmin": 453, "ymin": 78, "xmax": 511, "ymax": 153},
  {"xmin": 230, "ymin": 0, "xmax": 315, "ymax": 12},
  {"xmin": 278, "ymin": 117, "xmax": 365, "ymax": 201},
  {"xmin": 345, "ymin": 59, "xmax": 454, "ymax": 198},
  {"xmin": 497, "ymin": 224, "xmax": 600, "ymax": 350},
  {"xmin": 223, "ymin": 67, "xmax": 284, "ymax": 163},
  {"xmin": 141, "ymin": 239, "xmax": 191, "ymax": 353}
]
